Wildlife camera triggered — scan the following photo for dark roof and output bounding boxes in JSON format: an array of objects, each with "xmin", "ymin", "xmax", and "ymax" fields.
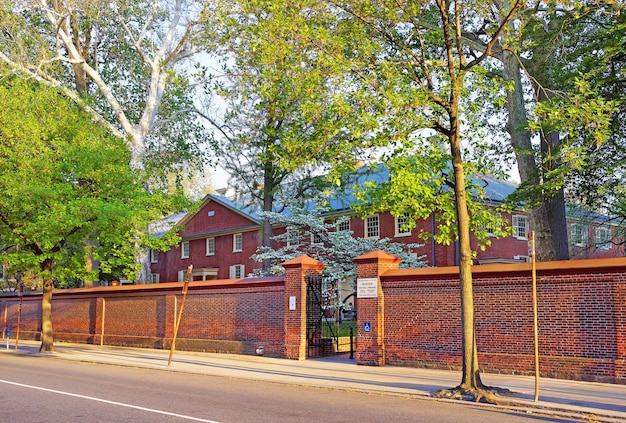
[
  {"xmin": 324, "ymin": 165, "xmax": 520, "ymax": 212},
  {"xmin": 157, "ymin": 165, "xmax": 613, "ymax": 233}
]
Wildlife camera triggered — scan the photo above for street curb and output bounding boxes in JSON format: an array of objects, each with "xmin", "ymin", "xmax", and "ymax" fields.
[{"xmin": 3, "ymin": 344, "xmax": 625, "ymax": 423}]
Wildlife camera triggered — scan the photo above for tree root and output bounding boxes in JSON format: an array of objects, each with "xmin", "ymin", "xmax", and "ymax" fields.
[{"xmin": 433, "ymin": 385, "xmax": 517, "ymax": 404}]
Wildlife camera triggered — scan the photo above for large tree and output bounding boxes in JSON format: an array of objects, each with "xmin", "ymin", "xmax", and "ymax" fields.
[
  {"xmin": 236, "ymin": 0, "xmax": 524, "ymax": 400},
  {"xmin": 198, "ymin": 1, "xmax": 355, "ymax": 259},
  {"xmin": 496, "ymin": 2, "xmax": 621, "ymax": 260},
  {"xmin": 0, "ymin": 77, "xmax": 184, "ymax": 351},
  {"xmin": 0, "ymin": 0, "xmax": 208, "ymax": 173},
  {"xmin": 0, "ymin": 0, "xmax": 212, "ymax": 281}
]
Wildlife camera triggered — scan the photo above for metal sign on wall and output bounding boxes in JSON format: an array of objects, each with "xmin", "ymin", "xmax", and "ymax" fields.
[{"xmin": 357, "ymin": 278, "xmax": 378, "ymax": 298}]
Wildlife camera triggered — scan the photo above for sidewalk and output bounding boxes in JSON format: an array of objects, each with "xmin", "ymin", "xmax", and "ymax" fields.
[{"xmin": 3, "ymin": 340, "xmax": 625, "ymax": 422}]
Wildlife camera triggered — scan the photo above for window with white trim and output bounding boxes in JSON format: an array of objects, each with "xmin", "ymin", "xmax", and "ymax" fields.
[
  {"xmin": 150, "ymin": 249, "xmax": 158, "ymax": 263},
  {"xmin": 365, "ymin": 215, "xmax": 380, "ymax": 238},
  {"xmin": 512, "ymin": 215, "xmax": 528, "ymax": 240},
  {"xmin": 395, "ymin": 212, "xmax": 411, "ymax": 237},
  {"xmin": 229, "ymin": 264, "xmax": 245, "ymax": 279},
  {"xmin": 286, "ymin": 227, "xmax": 300, "ymax": 247},
  {"xmin": 206, "ymin": 237, "xmax": 215, "ymax": 256},
  {"xmin": 570, "ymin": 224, "xmax": 588, "ymax": 247},
  {"xmin": 233, "ymin": 233, "xmax": 242, "ymax": 252},
  {"xmin": 337, "ymin": 219, "xmax": 350, "ymax": 232},
  {"xmin": 311, "ymin": 232, "xmax": 323, "ymax": 245},
  {"xmin": 150, "ymin": 273, "xmax": 160, "ymax": 283},
  {"xmin": 181, "ymin": 241, "xmax": 190, "ymax": 259},
  {"xmin": 595, "ymin": 227, "xmax": 611, "ymax": 250}
]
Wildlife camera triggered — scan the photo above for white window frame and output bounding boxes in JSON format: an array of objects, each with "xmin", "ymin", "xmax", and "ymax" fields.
[
  {"xmin": 233, "ymin": 233, "xmax": 242, "ymax": 252},
  {"xmin": 512, "ymin": 215, "xmax": 528, "ymax": 240},
  {"xmin": 181, "ymin": 241, "xmax": 190, "ymax": 259},
  {"xmin": 337, "ymin": 219, "xmax": 350, "ymax": 232},
  {"xmin": 365, "ymin": 214, "xmax": 380, "ymax": 239},
  {"xmin": 286, "ymin": 226, "xmax": 300, "ymax": 247},
  {"xmin": 311, "ymin": 232, "xmax": 323, "ymax": 245},
  {"xmin": 206, "ymin": 237, "xmax": 215, "ymax": 256},
  {"xmin": 595, "ymin": 227, "xmax": 611, "ymax": 250},
  {"xmin": 394, "ymin": 212, "xmax": 411, "ymax": 237},
  {"xmin": 150, "ymin": 249, "xmax": 158, "ymax": 263},
  {"xmin": 570, "ymin": 224, "xmax": 588, "ymax": 247},
  {"xmin": 150, "ymin": 273, "xmax": 160, "ymax": 283},
  {"xmin": 229, "ymin": 264, "xmax": 245, "ymax": 279}
]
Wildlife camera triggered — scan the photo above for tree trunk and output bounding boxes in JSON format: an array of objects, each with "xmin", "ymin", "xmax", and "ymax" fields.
[
  {"xmin": 547, "ymin": 188, "xmax": 569, "ymax": 260},
  {"xmin": 39, "ymin": 259, "xmax": 55, "ymax": 352},
  {"xmin": 449, "ymin": 109, "xmax": 483, "ymax": 390},
  {"xmin": 262, "ymin": 161, "xmax": 275, "ymax": 270},
  {"xmin": 502, "ymin": 49, "xmax": 556, "ymax": 261},
  {"xmin": 540, "ymin": 129, "xmax": 570, "ymax": 261}
]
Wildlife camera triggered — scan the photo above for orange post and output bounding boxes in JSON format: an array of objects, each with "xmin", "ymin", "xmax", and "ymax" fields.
[
  {"xmin": 168, "ymin": 265, "xmax": 193, "ymax": 367},
  {"xmin": 529, "ymin": 232, "xmax": 540, "ymax": 402}
]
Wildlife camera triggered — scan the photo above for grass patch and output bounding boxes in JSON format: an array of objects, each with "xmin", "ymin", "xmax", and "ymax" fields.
[{"xmin": 322, "ymin": 321, "xmax": 357, "ymax": 337}]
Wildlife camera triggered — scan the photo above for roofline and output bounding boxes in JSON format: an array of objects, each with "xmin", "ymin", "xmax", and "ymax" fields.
[{"xmin": 177, "ymin": 193, "xmax": 261, "ymax": 228}]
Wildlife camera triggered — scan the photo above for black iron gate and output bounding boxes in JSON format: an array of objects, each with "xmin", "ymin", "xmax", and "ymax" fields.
[{"xmin": 305, "ymin": 273, "xmax": 337, "ymax": 358}]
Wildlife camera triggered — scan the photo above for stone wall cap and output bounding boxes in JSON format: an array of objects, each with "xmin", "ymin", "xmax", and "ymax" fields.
[
  {"xmin": 282, "ymin": 255, "xmax": 326, "ymax": 269},
  {"xmin": 383, "ymin": 256, "xmax": 626, "ymax": 279}
]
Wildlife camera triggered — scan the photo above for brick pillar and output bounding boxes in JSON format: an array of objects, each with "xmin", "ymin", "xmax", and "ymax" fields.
[
  {"xmin": 354, "ymin": 250, "xmax": 401, "ymax": 366},
  {"xmin": 282, "ymin": 255, "xmax": 325, "ymax": 360}
]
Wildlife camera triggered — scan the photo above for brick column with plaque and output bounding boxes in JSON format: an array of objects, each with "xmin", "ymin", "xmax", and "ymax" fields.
[{"xmin": 353, "ymin": 250, "xmax": 401, "ymax": 366}]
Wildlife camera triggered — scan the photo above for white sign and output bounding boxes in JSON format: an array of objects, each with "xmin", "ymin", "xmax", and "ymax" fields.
[
  {"xmin": 357, "ymin": 278, "xmax": 378, "ymax": 298},
  {"xmin": 289, "ymin": 296, "xmax": 296, "ymax": 310}
]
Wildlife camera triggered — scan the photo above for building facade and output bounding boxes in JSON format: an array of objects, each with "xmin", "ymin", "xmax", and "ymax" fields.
[{"xmin": 150, "ymin": 178, "xmax": 625, "ymax": 283}]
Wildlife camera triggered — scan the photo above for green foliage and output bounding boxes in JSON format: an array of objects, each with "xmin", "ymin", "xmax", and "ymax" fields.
[
  {"xmin": 350, "ymin": 152, "xmax": 512, "ymax": 251},
  {"xmin": 200, "ymin": 0, "xmax": 359, "ymax": 211},
  {"xmin": 513, "ymin": 3, "xmax": 625, "ymax": 204},
  {"xmin": 0, "ymin": 76, "xmax": 186, "ymax": 282}
]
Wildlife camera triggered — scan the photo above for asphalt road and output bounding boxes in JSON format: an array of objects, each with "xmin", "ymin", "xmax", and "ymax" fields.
[{"xmin": 0, "ymin": 354, "xmax": 585, "ymax": 423}]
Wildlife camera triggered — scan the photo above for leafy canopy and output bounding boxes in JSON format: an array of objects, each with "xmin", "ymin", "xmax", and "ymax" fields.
[{"xmin": 0, "ymin": 75, "xmax": 186, "ymax": 282}]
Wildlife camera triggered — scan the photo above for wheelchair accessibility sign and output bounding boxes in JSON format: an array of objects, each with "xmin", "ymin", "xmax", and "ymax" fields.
[{"xmin": 363, "ymin": 322, "xmax": 372, "ymax": 333}]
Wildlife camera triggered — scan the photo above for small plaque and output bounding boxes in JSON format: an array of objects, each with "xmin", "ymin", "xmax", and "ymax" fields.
[
  {"xmin": 363, "ymin": 322, "xmax": 372, "ymax": 333},
  {"xmin": 357, "ymin": 278, "xmax": 378, "ymax": 298},
  {"xmin": 289, "ymin": 296, "xmax": 296, "ymax": 310}
]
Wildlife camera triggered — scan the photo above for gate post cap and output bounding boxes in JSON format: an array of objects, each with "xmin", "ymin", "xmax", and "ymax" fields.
[
  {"xmin": 354, "ymin": 250, "xmax": 401, "ymax": 264},
  {"xmin": 282, "ymin": 255, "xmax": 326, "ymax": 270}
]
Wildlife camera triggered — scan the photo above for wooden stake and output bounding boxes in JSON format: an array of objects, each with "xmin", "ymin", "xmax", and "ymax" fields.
[
  {"xmin": 529, "ymin": 232, "xmax": 540, "ymax": 402},
  {"xmin": 168, "ymin": 265, "xmax": 193, "ymax": 367}
]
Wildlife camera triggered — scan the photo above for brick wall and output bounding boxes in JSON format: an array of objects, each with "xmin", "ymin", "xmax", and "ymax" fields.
[
  {"xmin": 0, "ymin": 277, "xmax": 287, "ymax": 357},
  {"xmin": 3, "ymin": 254, "xmax": 625, "ymax": 384},
  {"xmin": 363, "ymin": 254, "xmax": 626, "ymax": 384}
]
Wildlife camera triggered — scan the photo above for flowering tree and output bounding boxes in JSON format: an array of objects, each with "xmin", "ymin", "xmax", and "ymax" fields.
[{"xmin": 252, "ymin": 199, "xmax": 425, "ymax": 309}]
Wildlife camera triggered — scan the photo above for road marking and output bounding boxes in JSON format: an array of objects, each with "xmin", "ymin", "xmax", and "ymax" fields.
[{"xmin": 0, "ymin": 378, "xmax": 221, "ymax": 423}]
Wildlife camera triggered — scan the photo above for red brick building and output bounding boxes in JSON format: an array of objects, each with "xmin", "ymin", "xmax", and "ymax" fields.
[{"xmin": 149, "ymin": 176, "xmax": 625, "ymax": 283}]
